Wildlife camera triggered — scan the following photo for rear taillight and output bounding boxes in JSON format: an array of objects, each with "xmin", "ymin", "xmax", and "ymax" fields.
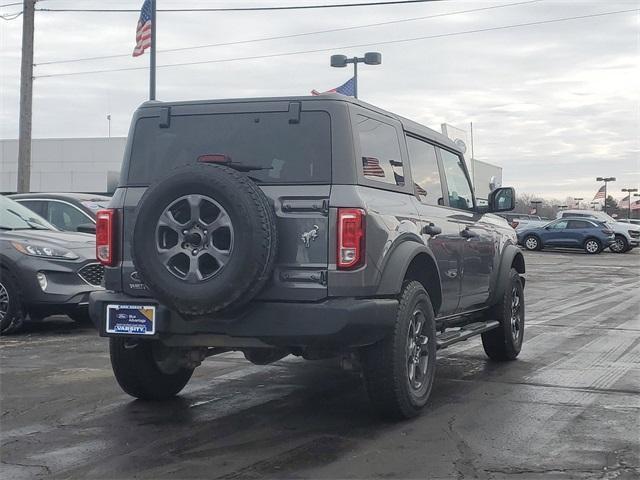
[
  {"xmin": 96, "ymin": 209, "xmax": 116, "ymax": 266},
  {"xmin": 337, "ymin": 208, "xmax": 365, "ymax": 270},
  {"xmin": 602, "ymin": 229, "xmax": 614, "ymax": 235}
]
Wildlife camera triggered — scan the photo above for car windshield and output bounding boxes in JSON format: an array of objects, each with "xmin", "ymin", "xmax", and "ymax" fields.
[{"xmin": 0, "ymin": 196, "xmax": 56, "ymax": 230}]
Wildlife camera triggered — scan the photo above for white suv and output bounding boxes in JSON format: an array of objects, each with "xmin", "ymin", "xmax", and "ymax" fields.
[{"xmin": 557, "ymin": 210, "xmax": 640, "ymax": 253}]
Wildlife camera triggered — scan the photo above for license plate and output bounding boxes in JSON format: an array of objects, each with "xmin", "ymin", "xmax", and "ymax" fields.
[{"xmin": 106, "ymin": 304, "xmax": 156, "ymax": 335}]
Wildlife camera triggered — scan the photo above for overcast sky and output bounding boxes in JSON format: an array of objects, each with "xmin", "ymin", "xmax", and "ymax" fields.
[{"xmin": 1, "ymin": 0, "xmax": 638, "ymax": 200}]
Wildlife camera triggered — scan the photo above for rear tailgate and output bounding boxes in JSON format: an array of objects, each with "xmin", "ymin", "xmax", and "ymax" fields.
[
  {"xmin": 256, "ymin": 186, "xmax": 330, "ymax": 301},
  {"xmin": 118, "ymin": 100, "xmax": 332, "ymax": 301}
]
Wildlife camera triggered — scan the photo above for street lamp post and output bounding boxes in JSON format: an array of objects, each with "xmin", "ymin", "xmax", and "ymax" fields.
[
  {"xmin": 330, "ymin": 52, "xmax": 382, "ymax": 99},
  {"xmin": 596, "ymin": 177, "xmax": 616, "ymax": 214},
  {"xmin": 622, "ymin": 188, "xmax": 638, "ymax": 220}
]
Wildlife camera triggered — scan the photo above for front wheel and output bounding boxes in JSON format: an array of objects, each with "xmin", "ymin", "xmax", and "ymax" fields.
[
  {"xmin": 360, "ymin": 281, "xmax": 437, "ymax": 419},
  {"xmin": 584, "ymin": 238, "xmax": 602, "ymax": 254},
  {"xmin": 482, "ymin": 268, "xmax": 524, "ymax": 361},
  {"xmin": 609, "ymin": 235, "xmax": 628, "ymax": 253},
  {"xmin": 110, "ymin": 338, "xmax": 194, "ymax": 400},
  {"xmin": 0, "ymin": 270, "xmax": 24, "ymax": 335},
  {"xmin": 523, "ymin": 235, "xmax": 541, "ymax": 251}
]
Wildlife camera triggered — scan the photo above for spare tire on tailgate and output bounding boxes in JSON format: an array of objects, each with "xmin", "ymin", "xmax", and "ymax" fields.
[{"xmin": 132, "ymin": 163, "xmax": 278, "ymax": 317}]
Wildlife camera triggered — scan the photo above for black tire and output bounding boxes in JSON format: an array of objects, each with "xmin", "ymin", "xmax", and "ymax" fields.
[
  {"xmin": 523, "ymin": 234, "xmax": 541, "ymax": 251},
  {"xmin": 584, "ymin": 238, "xmax": 602, "ymax": 254},
  {"xmin": 132, "ymin": 163, "xmax": 278, "ymax": 317},
  {"xmin": 109, "ymin": 338, "xmax": 194, "ymax": 400},
  {"xmin": 609, "ymin": 235, "xmax": 628, "ymax": 254},
  {"xmin": 0, "ymin": 269, "xmax": 24, "ymax": 335},
  {"xmin": 482, "ymin": 268, "xmax": 524, "ymax": 361},
  {"xmin": 360, "ymin": 281, "xmax": 437, "ymax": 419}
]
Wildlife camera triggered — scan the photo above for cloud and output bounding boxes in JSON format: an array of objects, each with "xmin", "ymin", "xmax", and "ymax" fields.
[{"xmin": 1, "ymin": 0, "xmax": 638, "ymax": 200}]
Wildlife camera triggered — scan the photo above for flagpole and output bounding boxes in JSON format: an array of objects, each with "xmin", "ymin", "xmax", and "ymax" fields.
[{"xmin": 149, "ymin": 0, "xmax": 156, "ymax": 100}]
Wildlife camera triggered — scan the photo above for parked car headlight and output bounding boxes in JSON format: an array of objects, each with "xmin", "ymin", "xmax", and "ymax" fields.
[{"xmin": 11, "ymin": 241, "xmax": 79, "ymax": 260}]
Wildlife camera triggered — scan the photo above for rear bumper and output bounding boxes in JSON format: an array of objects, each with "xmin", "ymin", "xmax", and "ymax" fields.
[{"xmin": 89, "ymin": 291, "xmax": 398, "ymax": 348}]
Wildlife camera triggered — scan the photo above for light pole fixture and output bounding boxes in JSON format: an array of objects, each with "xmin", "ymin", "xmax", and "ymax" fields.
[
  {"xmin": 330, "ymin": 52, "xmax": 381, "ymax": 99},
  {"xmin": 106, "ymin": 114, "xmax": 111, "ymax": 138},
  {"xmin": 596, "ymin": 176, "xmax": 616, "ymax": 214},
  {"xmin": 622, "ymin": 188, "xmax": 638, "ymax": 219}
]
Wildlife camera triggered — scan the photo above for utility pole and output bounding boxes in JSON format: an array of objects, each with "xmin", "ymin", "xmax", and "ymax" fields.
[{"xmin": 17, "ymin": 0, "xmax": 36, "ymax": 193}]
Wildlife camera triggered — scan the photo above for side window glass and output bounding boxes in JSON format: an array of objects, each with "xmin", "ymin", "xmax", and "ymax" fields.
[
  {"xmin": 438, "ymin": 148, "xmax": 474, "ymax": 211},
  {"xmin": 550, "ymin": 220, "xmax": 568, "ymax": 230},
  {"xmin": 405, "ymin": 136, "xmax": 443, "ymax": 206},
  {"xmin": 48, "ymin": 202, "xmax": 89, "ymax": 231},
  {"xmin": 357, "ymin": 115, "xmax": 404, "ymax": 186},
  {"xmin": 568, "ymin": 220, "xmax": 589, "ymax": 229},
  {"xmin": 17, "ymin": 200, "xmax": 45, "ymax": 217}
]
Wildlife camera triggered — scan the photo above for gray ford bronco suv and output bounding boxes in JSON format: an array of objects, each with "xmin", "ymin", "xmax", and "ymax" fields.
[{"xmin": 90, "ymin": 95, "xmax": 525, "ymax": 419}]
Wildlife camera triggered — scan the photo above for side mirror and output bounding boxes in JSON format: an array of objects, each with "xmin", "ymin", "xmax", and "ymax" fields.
[
  {"xmin": 76, "ymin": 223, "xmax": 96, "ymax": 234},
  {"xmin": 488, "ymin": 187, "xmax": 515, "ymax": 213}
]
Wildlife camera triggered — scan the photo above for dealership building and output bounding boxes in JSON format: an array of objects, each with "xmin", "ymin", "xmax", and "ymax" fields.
[{"xmin": 0, "ymin": 137, "xmax": 125, "ymax": 194}]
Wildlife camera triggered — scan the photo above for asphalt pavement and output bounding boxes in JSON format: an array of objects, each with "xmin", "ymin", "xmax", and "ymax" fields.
[{"xmin": 1, "ymin": 249, "xmax": 639, "ymax": 479}]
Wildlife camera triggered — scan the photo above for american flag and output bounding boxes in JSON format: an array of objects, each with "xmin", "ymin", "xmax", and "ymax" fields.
[
  {"xmin": 593, "ymin": 185, "xmax": 606, "ymax": 200},
  {"xmin": 311, "ymin": 77, "xmax": 356, "ymax": 97},
  {"xmin": 619, "ymin": 195, "xmax": 630, "ymax": 209},
  {"xmin": 132, "ymin": 0, "xmax": 152, "ymax": 57},
  {"xmin": 362, "ymin": 157, "xmax": 386, "ymax": 177}
]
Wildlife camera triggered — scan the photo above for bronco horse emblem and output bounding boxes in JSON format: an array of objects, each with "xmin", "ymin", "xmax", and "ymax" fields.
[{"xmin": 301, "ymin": 225, "xmax": 319, "ymax": 248}]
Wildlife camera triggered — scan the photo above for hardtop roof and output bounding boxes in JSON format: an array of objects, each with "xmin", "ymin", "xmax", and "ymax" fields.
[{"xmin": 138, "ymin": 94, "xmax": 462, "ymax": 153}]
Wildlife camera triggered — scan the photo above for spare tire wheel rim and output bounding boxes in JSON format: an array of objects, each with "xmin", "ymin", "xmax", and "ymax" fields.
[{"xmin": 155, "ymin": 194, "xmax": 234, "ymax": 283}]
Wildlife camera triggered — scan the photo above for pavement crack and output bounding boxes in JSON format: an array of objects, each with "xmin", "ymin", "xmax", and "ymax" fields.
[
  {"xmin": 1, "ymin": 459, "xmax": 51, "ymax": 475},
  {"xmin": 446, "ymin": 415, "xmax": 489, "ymax": 480}
]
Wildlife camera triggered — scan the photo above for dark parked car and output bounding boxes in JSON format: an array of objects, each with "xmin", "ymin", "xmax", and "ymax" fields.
[
  {"xmin": 0, "ymin": 196, "xmax": 104, "ymax": 334},
  {"xmin": 90, "ymin": 96, "xmax": 525, "ymax": 419},
  {"xmin": 9, "ymin": 193, "xmax": 111, "ymax": 234},
  {"xmin": 517, "ymin": 217, "xmax": 615, "ymax": 254}
]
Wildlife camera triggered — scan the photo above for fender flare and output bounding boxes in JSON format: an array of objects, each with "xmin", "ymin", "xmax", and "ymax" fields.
[
  {"xmin": 489, "ymin": 244, "xmax": 525, "ymax": 305},
  {"xmin": 376, "ymin": 240, "xmax": 441, "ymax": 298}
]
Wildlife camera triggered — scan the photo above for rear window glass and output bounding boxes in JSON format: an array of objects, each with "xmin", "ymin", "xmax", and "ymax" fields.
[{"xmin": 127, "ymin": 111, "xmax": 331, "ymax": 184}]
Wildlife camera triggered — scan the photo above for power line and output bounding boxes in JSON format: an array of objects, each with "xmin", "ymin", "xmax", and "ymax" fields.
[
  {"xmin": 34, "ymin": 0, "xmax": 543, "ymax": 66},
  {"xmin": 36, "ymin": 0, "xmax": 448, "ymax": 13},
  {"xmin": 34, "ymin": 8, "xmax": 638, "ymax": 79},
  {"xmin": 0, "ymin": 10, "xmax": 22, "ymax": 20},
  {"xmin": 0, "ymin": 2, "xmax": 22, "ymax": 8}
]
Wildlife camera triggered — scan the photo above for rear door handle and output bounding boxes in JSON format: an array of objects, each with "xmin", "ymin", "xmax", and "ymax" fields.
[
  {"xmin": 460, "ymin": 227, "xmax": 478, "ymax": 239},
  {"xmin": 422, "ymin": 223, "xmax": 442, "ymax": 236}
]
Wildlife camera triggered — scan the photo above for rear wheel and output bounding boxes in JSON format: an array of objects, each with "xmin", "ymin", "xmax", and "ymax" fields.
[
  {"xmin": 609, "ymin": 235, "xmax": 628, "ymax": 253},
  {"xmin": 584, "ymin": 238, "xmax": 602, "ymax": 254},
  {"xmin": 523, "ymin": 235, "xmax": 541, "ymax": 251},
  {"xmin": 110, "ymin": 338, "xmax": 194, "ymax": 400},
  {"xmin": 360, "ymin": 281, "xmax": 437, "ymax": 419},
  {"xmin": 482, "ymin": 268, "xmax": 524, "ymax": 361},
  {"xmin": 0, "ymin": 270, "xmax": 24, "ymax": 335}
]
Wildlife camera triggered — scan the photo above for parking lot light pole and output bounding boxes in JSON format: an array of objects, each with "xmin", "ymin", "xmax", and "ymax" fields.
[
  {"xmin": 622, "ymin": 188, "xmax": 638, "ymax": 219},
  {"xmin": 330, "ymin": 52, "xmax": 382, "ymax": 99},
  {"xmin": 596, "ymin": 177, "xmax": 616, "ymax": 214}
]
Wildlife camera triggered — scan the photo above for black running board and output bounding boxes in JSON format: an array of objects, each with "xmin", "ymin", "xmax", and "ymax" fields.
[{"xmin": 436, "ymin": 320, "xmax": 500, "ymax": 349}]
